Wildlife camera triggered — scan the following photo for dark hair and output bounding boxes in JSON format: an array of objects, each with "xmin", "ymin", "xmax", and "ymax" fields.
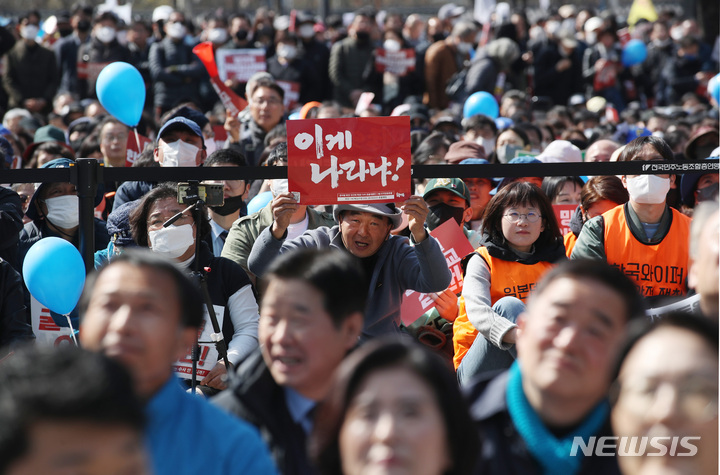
[
  {"xmin": 310, "ymin": 338, "xmax": 479, "ymax": 475},
  {"xmin": 0, "ymin": 345, "xmax": 144, "ymax": 473},
  {"xmin": 580, "ymin": 176, "xmax": 628, "ymax": 219},
  {"xmin": 541, "ymin": 176, "xmax": 586, "ymax": 203},
  {"xmin": 267, "ymin": 141, "xmax": 288, "ymax": 166},
  {"xmin": 610, "ymin": 312, "xmax": 718, "ymax": 398},
  {"xmin": 530, "ymin": 259, "xmax": 646, "ymax": 322},
  {"xmin": 250, "ymin": 77, "xmax": 285, "ymax": 101},
  {"xmin": 462, "ymin": 114, "xmax": 498, "ymax": 134},
  {"xmin": 619, "ymin": 136, "xmax": 674, "ymax": 162},
  {"xmin": 499, "ymin": 126, "xmax": 530, "ymax": 147},
  {"xmin": 481, "ymin": 181, "xmax": 562, "ymax": 248},
  {"xmin": 259, "ymin": 248, "xmax": 367, "ymax": 327},
  {"xmin": 205, "ymin": 148, "xmax": 247, "ymax": 168},
  {"xmin": 77, "ymin": 131, "xmax": 102, "ymax": 158},
  {"xmin": 80, "ymin": 249, "xmax": 204, "ymax": 328},
  {"xmin": 29, "ymin": 142, "xmax": 75, "ymax": 167},
  {"xmin": 412, "ymin": 131, "xmax": 451, "ymax": 165},
  {"xmin": 129, "ymin": 183, "xmax": 211, "ymax": 248}
]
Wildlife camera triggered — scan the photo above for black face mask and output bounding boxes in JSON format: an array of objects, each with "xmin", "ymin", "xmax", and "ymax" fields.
[
  {"xmin": 59, "ymin": 27, "xmax": 73, "ymax": 37},
  {"xmin": 432, "ymin": 32, "xmax": 446, "ymax": 43},
  {"xmin": 210, "ymin": 195, "xmax": 246, "ymax": 216},
  {"xmin": 426, "ymin": 202, "xmax": 465, "ymax": 231},
  {"xmin": 697, "ymin": 182, "xmax": 719, "ymax": 203},
  {"xmin": 235, "ymin": 29, "xmax": 249, "ymax": 41},
  {"xmin": 77, "ymin": 19, "xmax": 91, "ymax": 33},
  {"xmin": 355, "ymin": 31, "xmax": 370, "ymax": 46}
]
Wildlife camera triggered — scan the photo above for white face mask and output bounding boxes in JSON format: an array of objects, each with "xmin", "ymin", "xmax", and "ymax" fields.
[
  {"xmin": 208, "ymin": 27, "xmax": 228, "ymax": 44},
  {"xmin": 456, "ymin": 41, "xmax": 473, "ymax": 55},
  {"xmin": 204, "ymin": 136, "xmax": 217, "ymax": 155},
  {"xmin": 298, "ymin": 24, "xmax": 315, "ymax": 39},
  {"xmin": 625, "ymin": 174, "xmax": 671, "ymax": 204},
  {"xmin": 383, "ymin": 39, "xmax": 401, "ymax": 52},
  {"xmin": 496, "ymin": 144, "xmax": 522, "ymax": 164},
  {"xmin": 44, "ymin": 195, "xmax": 79, "ymax": 229},
  {"xmin": 95, "ymin": 26, "xmax": 116, "ymax": 43},
  {"xmin": 585, "ymin": 31, "xmax": 597, "ymax": 45},
  {"xmin": 148, "ymin": 223, "xmax": 195, "ymax": 259},
  {"xmin": 161, "ymin": 140, "xmax": 199, "ymax": 167},
  {"xmin": 270, "ymin": 178, "xmax": 288, "ymax": 196},
  {"xmin": 475, "ymin": 137, "xmax": 495, "ymax": 155},
  {"xmin": 166, "ymin": 22, "xmax": 186, "ymax": 40},
  {"xmin": 277, "ymin": 44, "xmax": 297, "ymax": 60},
  {"xmin": 20, "ymin": 24, "xmax": 39, "ymax": 41}
]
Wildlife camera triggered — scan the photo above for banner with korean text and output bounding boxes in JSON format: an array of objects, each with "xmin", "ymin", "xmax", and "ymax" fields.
[
  {"xmin": 215, "ymin": 49, "xmax": 267, "ymax": 83},
  {"xmin": 286, "ymin": 116, "xmax": 412, "ymax": 205},
  {"xmin": 374, "ymin": 48, "xmax": 416, "ymax": 76}
]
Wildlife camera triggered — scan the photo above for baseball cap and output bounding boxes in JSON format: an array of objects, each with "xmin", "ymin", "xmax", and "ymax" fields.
[
  {"xmin": 423, "ymin": 178, "xmax": 471, "ymax": 206},
  {"xmin": 157, "ymin": 117, "xmax": 204, "ymax": 147}
]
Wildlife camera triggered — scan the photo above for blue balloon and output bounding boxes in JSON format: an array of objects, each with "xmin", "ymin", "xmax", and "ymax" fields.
[
  {"xmin": 247, "ymin": 191, "xmax": 274, "ymax": 215},
  {"xmin": 463, "ymin": 91, "xmax": 499, "ymax": 119},
  {"xmin": 708, "ymin": 73, "xmax": 720, "ymax": 104},
  {"xmin": 22, "ymin": 237, "xmax": 85, "ymax": 315},
  {"xmin": 96, "ymin": 62, "xmax": 146, "ymax": 127},
  {"xmin": 622, "ymin": 39, "xmax": 648, "ymax": 67}
]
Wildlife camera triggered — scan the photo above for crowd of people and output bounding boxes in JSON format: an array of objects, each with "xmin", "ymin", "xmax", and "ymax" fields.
[{"xmin": 0, "ymin": 1, "xmax": 719, "ymax": 475}]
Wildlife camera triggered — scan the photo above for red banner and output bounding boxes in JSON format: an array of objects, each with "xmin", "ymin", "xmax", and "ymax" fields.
[
  {"xmin": 552, "ymin": 204, "xmax": 577, "ymax": 236},
  {"xmin": 125, "ymin": 131, "xmax": 153, "ymax": 167},
  {"xmin": 276, "ymin": 80, "xmax": 301, "ymax": 110},
  {"xmin": 193, "ymin": 42, "xmax": 249, "ymax": 116},
  {"xmin": 374, "ymin": 48, "xmax": 416, "ymax": 76},
  {"xmin": 215, "ymin": 48, "xmax": 267, "ymax": 82},
  {"xmin": 286, "ymin": 116, "xmax": 412, "ymax": 205},
  {"xmin": 400, "ymin": 219, "xmax": 475, "ymax": 325}
]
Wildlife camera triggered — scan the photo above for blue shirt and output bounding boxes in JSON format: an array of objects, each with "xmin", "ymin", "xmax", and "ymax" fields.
[
  {"xmin": 283, "ymin": 387, "xmax": 316, "ymax": 435},
  {"xmin": 210, "ymin": 219, "xmax": 228, "ymax": 257},
  {"xmin": 145, "ymin": 377, "xmax": 279, "ymax": 475}
]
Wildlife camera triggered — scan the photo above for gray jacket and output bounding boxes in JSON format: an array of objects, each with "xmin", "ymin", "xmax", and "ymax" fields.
[{"xmin": 248, "ymin": 225, "xmax": 451, "ymax": 337}]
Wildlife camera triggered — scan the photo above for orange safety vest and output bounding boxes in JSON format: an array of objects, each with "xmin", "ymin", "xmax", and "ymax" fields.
[
  {"xmin": 603, "ymin": 205, "xmax": 691, "ymax": 298},
  {"xmin": 564, "ymin": 231, "xmax": 577, "ymax": 258},
  {"xmin": 452, "ymin": 247, "xmax": 554, "ymax": 369}
]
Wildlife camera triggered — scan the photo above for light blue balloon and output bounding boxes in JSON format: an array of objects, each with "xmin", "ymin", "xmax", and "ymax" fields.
[
  {"xmin": 247, "ymin": 191, "xmax": 274, "ymax": 215},
  {"xmin": 463, "ymin": 91, "xmax": 499, "ymax": 119},
  {"xmin": 95, "ymin": 62, "xmax": 146, "ymax": 127},
  {"xmin": 22, "ymin": 237, "xmax": 85, "ymax": 315},
  {"xmin": 622, "ymin": 39, "xmax": 648, "ymax": 67},
  {"xmin": 708, "ymin": 73, "xmax": 720, "ymax": 104}
]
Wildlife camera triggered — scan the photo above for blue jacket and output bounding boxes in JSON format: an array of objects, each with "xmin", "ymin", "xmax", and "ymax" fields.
[
  {"xmin": 248, "ymin": 225, "xmax": 451, "ymax": 337},
  {"xmin": 146, "ymin": 377, "xmax": 278, "ymax": 475}
]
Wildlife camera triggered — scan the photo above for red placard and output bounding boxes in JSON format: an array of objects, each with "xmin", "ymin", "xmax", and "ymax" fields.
[
  {"xmin": 553, "ymin": 204, "xmax": 577, "ymax": 236},
  {"xmin": 215, "ymin": 48, "xmax": 267, "ymax": 82},
  {"xmin": 400, "ymin": 219, "xmax": 475, "ymax": 325},
  {"xmin": 375, "ymin": 48, "xmax": 416, "ymax": 76},
  {"xmin": 276, "ymin": 80, "xmax": 301, "ymax": 110},
  {"xmin": 286, "ymin": 116, "xmax": 412, "ymax": 205},
  {"xmin": 125, "ymin": 132, "xmax": 153, "ymax": 167}
]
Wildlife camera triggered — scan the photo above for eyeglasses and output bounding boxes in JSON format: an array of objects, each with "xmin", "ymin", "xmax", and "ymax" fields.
[
  {"xmin": 503, "ymin": 211, "xmax": 541, "ymax": 223},
  {"xmin": 253, "ymin": 97, "xmax": 283, "ymax": 107}
]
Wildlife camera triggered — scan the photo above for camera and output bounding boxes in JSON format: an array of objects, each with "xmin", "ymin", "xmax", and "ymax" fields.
[{"xmin": 177, "ymin": 181, "xmax": 224, "ymax": 207}]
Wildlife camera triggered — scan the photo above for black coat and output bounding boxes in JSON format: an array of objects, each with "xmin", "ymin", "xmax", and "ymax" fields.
[{"xmin": 213, "ymin": 351, "xmax": 317, "ymax": 475}]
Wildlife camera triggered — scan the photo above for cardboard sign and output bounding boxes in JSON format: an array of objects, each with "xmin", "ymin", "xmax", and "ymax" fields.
[
  {"xmin": 125, "ymin": 131, "xmax": 153, "ymax": 167},
  {"xmin": 553, "ymin": 204, "xmax": 577, "ymax": 236},
  {"xmin": 30, "ymin": 297, "xmax": 76, "ymax": 347},
  {"xmin": 173, "ymin": 305, "xmax": 225, "ymax": 380},
  {"xmin": 215, "ymin": 49, "xmax": 267, "ymax": 83},
  {"xmin": 276, "ymin": 80, "xmax": 300, "ymax": 110},
  {"xmin": 375, "ymin": 48, "xmax": 416, "ymax": 76},
  {"xmin": 286, "ymin": 116, "xmax": 411, "ymax": 205},
  {"xmin": 400, "ymin": 219, "xmax": 475, "ymax": 325}
]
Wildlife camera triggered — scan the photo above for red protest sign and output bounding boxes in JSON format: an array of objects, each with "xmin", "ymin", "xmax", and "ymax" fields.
[
  {"xmin": 125, "ymin": 132, "xmax": 153, "ymax": 167},
  {"xmin": 375, "ymin": 48, "xmax": 416, "ymax": 76},
  {"xmin": 286, "ymin": 116, "xmax": 411, "ymax": 205},
  {"xmin": 216, "ymin": 48, "xmax": 267, "ymax": 83},
  {"xmin": 276, "ymin": 80, "xmax": 301, "ymax": 110},
  {"xmin": 553, "ymin": 204, "xmax": 577, "ymax": 236},
  {"xmin": 400, "ymin": 219, "xmax": 475, "ymax": 325},
  {"xmin": 193, "ymin": 42, "xmax": 249, "ymax": 115}
]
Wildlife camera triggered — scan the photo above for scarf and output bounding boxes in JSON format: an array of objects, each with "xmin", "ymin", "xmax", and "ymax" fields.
[{"xmin": 505, "ymin": 362, "xmax": 609, "ymax": 475}]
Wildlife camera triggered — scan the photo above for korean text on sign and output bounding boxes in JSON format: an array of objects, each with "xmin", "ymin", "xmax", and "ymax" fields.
[
  {"xmin": 215, "ymin": 49, "xmax": 267, "ymax": 82},
  {"xmin": 286, "ymin": 116, "xmax": 412, "ymax": 205}
]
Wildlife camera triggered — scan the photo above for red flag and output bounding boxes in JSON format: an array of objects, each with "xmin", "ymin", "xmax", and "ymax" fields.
[{"xmin": 193, "ymin": 42, "xmax": 248, "ymax": 116}]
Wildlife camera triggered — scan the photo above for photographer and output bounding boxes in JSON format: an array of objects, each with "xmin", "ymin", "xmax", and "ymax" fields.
[{"xmin": 130, "ymin": 183, "xmax": 259, "ymax": 393}]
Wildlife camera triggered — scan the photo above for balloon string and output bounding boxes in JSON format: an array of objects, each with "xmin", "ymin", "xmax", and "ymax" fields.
[
  {"xmin": 65, "ymin": 314, "xmax": 79, "ymax": 346},
  {"xmin": 133, "ymin": 127, "xmax": 141, "ymax": 152}
]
